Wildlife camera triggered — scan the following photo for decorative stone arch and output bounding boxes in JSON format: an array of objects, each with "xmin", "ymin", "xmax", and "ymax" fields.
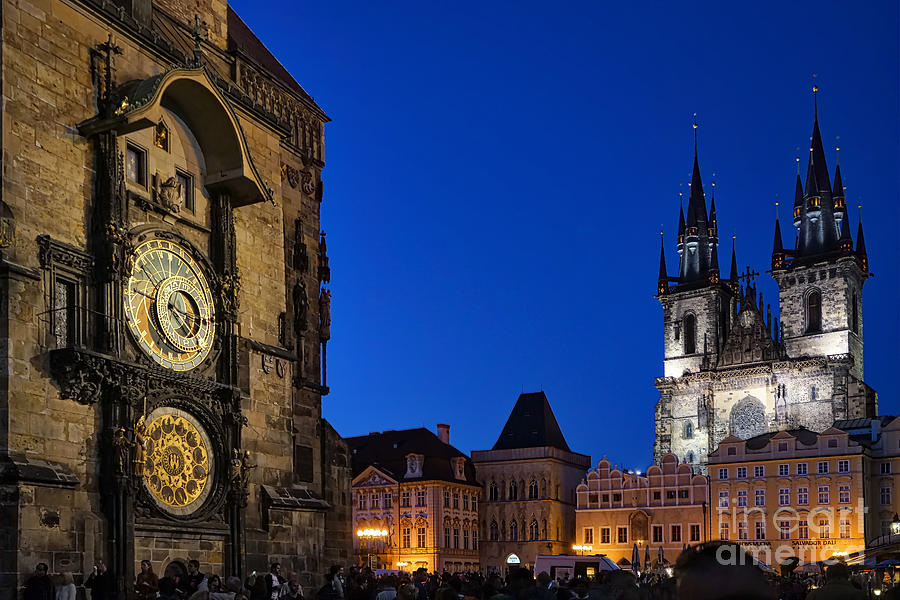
[
  {"xmin": 804, "ymin": 287, "xmax": 823, "ymax": 333},
  {"xmin": 79, "ymin": 68, "xmax": 272, "ymax": 206},
  {"xmin": 730, "ymin": 396, "xmax": 767, "ymax": 439},
  {"xmin": 629, "ymin": 510, "xmax": 649, "ymax": 543}
]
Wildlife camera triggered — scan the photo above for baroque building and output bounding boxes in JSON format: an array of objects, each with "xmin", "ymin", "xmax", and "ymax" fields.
[
  {"xmin": 655, "ymin": 97, "xmax": 876, "ymax": 470},
  {"xmin": 347, "ymin": 426, "xmax": 481, "ymax": 573},
  {"xmin": 575, "ymin": 454, "xmax": 708, "ymax": 568},
  {"xmin": 0, "ymin": 0, "xmax": 350, "ymax": 595},
  {"xmin": 472, "ymin": 392, "xmax": 590, "ymax": 574}
]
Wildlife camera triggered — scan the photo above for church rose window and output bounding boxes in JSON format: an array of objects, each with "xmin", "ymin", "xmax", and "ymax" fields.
[{"xmin": 730, "ymin": 396, "xmax": 766, "ymax": 439}]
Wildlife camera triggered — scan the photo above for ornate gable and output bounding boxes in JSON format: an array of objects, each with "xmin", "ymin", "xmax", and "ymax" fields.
[
  {"xmin": 352, "ymin": 465, "xmax": 396, "ymax": 488},
  {"xmin": 718, "ymin": 291, "xmax": 781, "ymax": 368}
]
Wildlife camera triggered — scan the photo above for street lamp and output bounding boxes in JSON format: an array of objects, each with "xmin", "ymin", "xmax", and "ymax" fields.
[
  {"xmin": 357, "ymin": 528, "xmax": 389, "ymax": 568},
  {"xmin": 573, "ymin": 544, "xmax": 592, "ymax": 556},
  {"xmin": 397, "ymin": 561, "xmax": 410, "ymax": 572}
]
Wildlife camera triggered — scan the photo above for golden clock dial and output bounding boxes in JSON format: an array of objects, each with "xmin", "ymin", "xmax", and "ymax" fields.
[
  {"xmin": 143, "ymin": 408, "xmax": 213, "ymax": 514},
  {"xmin": 124, "ymin": 238, "xmax": 216, "ymax": 371}
]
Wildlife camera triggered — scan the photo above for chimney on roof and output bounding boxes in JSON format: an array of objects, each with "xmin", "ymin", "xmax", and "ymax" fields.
[
  {"xmin": 437, "ymin": 424, "xmax": 450, "ymax": 445},
  {"xmin": 872, "ymin": 419, "xmax": 881, "ymax": 443}
]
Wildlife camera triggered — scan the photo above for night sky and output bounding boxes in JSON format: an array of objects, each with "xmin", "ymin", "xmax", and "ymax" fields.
[{"xmin": 230, "ymin": 1, "xmax": 899, "ymax": 471}]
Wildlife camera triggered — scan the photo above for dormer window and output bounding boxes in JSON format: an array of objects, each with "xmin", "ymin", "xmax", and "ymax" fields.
[{"xmin": 126, "ymin": 143, "xmax": 147, "ymax": 186}]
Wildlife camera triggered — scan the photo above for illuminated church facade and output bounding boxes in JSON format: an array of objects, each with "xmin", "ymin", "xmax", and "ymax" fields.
[{"xmin": 654, "ymin": 97, "xmax": 876, "ymax": 470}]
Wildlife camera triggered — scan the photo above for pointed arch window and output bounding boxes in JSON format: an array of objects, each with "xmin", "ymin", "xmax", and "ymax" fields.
[
  {"xmin": 806, "ymin": 290, "xmax": 822, "ymax": 333},
  {"xmin": 529, "ymin": 519, "xmax": 539, "ymax": 541},
  {"xmin": 489, "ymin": 520, "xmax": 499, "ymax": 541},
  {"xmin": 684, "ymin": 421, "xmax": 694, "ymax": 439},
  {"xmin": 541, "ymin": 519, "xmax": 548, "ymax": 540},
  {"xmin": 508, "ymin": 481, "xmax": 518, "ymax": 501},
  {"xmin": 686, "ymin": 451, "xmax": 695, "ymax": 464},
  {"xmin": 528, "ymin": 480, "xmax": 538, "ymax": 499},
  {"xmin": 509, "ymin": 520, "xmax": 518, "ymax": 541},
  {"xmin": 851, "ymin": 291, "xmax": 859, "ymax": 333},
  {"xmin": 489, "ymin": 482, "xmax": 498, "ymax": 502},
  {"xmin": 684, "ymin": 314, "xmax": 696, "ymax": 354}
]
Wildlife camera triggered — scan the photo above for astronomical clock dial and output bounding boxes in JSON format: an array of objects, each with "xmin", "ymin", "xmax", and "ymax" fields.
[
  {"xmin": 143, "ymin": 408, "xmax": 213, "ymax": 516},
  {"xmin": 124, "ymin": 238, "xmax": 216, "ymax": 371}
]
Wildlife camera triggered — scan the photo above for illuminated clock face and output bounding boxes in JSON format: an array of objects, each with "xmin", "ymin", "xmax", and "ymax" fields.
[{"xmin": 124, "ymin": 238, "xmax": 216, "ymax": 371}]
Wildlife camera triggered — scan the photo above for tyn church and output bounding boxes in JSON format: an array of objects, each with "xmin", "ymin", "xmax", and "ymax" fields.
[{"xmin": 654, "ymin": 96, "xmax": 875, "ymax": 469}]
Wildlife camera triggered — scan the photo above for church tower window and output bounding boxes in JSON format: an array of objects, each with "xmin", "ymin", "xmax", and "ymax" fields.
[
  {"xmin": 683, "ymin": 314, "xmax": 696, "ymax": 354},
  {"xmin": 806, "ymin": 290, "xmax": 822, "ymax": 333},
  {"xmin": 683, "ymin": 421, "xmax": 693, "ymax": 439},
  {"xmin": 528, "ymin": 480, "xmax": 538, "ymax": 499},
  {"xmin": 852, "ymin": 291, "xmax": 859, "ymax": 333}
]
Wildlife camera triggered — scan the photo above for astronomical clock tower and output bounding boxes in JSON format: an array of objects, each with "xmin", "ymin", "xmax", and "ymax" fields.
[{"xmin": 0, "ymin": 0, "xmax": 351, "ymax": 595}]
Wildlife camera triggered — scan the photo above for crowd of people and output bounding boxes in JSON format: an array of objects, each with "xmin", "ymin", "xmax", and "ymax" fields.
[{"xmin": 19, "ymin": 542, "xmax": 896, "ymax": 600}]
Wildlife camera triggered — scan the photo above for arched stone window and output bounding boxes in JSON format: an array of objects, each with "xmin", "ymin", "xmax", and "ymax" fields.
[
  {"xmin": 851, "ymin": 291, "xmax": 859, "ymax": 333},
  {"xmin": 508, "ymin": 481, "xmax": 518, "ymax": 501},
  {"xmin": 529, "ymin": 519, "xmax": 539, "ymax": 541},
  {"xmin": 528, "ymin": 480, "xmax": 538, "ymax": 499},
  {"xmin": 684, "ymin": 421, "xmax": 693, "ymax": 439},
  {"xmin": 489, "ymin": 482, "xmax": 498, "ymax": 502},
  {"xmin": 684, "ymin": 313, "xmax": 696, "ymax": 354},
  {"xmin": 541, "ymin": 519, "xmax": 548, "ymax": 540},
  {"xmin": 730, "ymin": 396, "xmax": 767, "ymax": 439},
  {"xmin": 489, "ymin": 520, "xmax": 499, "ymax": 541},
  {"xmin": 686, "ymin": 451, "xmax": 695, "ymax": 464},
  {"xmin": 806, "ymin": 289, "xmax": 822, "ymax": 333},
  {"xmin": 509, "ymin": 520, "xmax": 518, "ymax": 541}
]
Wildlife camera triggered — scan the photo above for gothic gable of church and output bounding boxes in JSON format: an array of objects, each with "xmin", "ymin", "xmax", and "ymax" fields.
[{"xmin": 717, "ymin": 286, "xmax": 781, "ymax": 368}]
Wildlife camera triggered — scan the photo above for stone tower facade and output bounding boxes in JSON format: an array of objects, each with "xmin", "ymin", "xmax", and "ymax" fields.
[
  {"xmin": 0, "ymin": 0, "xmax": 351, "ymax": 596},
  {"xmin": 654, "ymin": 104, "xmax": 876, "ymax": 471}
]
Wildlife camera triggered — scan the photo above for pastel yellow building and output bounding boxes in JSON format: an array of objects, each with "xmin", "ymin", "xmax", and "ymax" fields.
[
  {"xmin": 708, "ymin": 428, "xmax": 867, "ymax": 567},
  {"xmin": 575, "ymin": 454, "xmax": 708, "ymax": 568},
  {"xmin": 348, "ymin": 426, "xmax": 481, "ymax": 572}
]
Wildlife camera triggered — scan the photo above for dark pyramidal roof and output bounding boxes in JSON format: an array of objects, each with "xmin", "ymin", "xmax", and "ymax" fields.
[
  {"xmin": 345, "ymin": 427, "xmax": 478, "ymax": 485},
  {"xmin": 492, "ymin": 392, "xmax": 571, "ymax": 452}
]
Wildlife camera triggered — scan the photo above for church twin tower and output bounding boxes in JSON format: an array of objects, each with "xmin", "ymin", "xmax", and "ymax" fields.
[{"xmin": 654, "ymin": 93, "xmax": 875, "ymax": 468}]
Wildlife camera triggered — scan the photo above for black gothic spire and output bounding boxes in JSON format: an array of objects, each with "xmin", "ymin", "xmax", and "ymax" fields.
[
  {"xmin": 857, "ymin": 212, "xmax": 869, "ymax": 272},
  {"xmin": 677, "ymin": 122, "xmax": 717, "ymax": 286},
  {"xmin": 772, "ymin": 212, "xmax": 785, "ymax": 270},
  {"xmin": 658, "ymin": 234, "xmax": 668, "ymax": 296},
  {"xmin": 838, "ymin": 206, "xmax": 853, "ymax": 251}
]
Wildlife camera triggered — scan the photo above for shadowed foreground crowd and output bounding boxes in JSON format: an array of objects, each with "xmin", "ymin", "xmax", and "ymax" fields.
[{"xmin": 20, "ymin": 543, "xmax": 895, "ymax": 600}]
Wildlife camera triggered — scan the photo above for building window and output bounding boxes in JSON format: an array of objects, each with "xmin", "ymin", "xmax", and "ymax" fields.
[
  {"xmin": 453, "ymin": 493, "xmax": 459, "ymax": 509},
  {"xmin": 755, "ymin": 489, "xmax": 765, "ymax": 507},
  {"xmin": 653, "ymin": 491, "xmax": 661, "ymax": 501},
  {"xmin": 720, "ymin": 521, "xmax": 729, "ymax": 540},
  {"xmin": 371, "ymin": 493, "xmax": 380, "ymax": 509},
  {"xmin": 754, "ymin": 466, "xmax": 765, "ymax": 478},
  {"xmin": 738, "ymin": 521, "xmax": 747, "ymax": 541},
  {"xmin": 126, "ymin": 143, "xmax": 146, "ymax": 186},
  {"xmin": 602, "ymin": 494, "xmax": 610, "ymax": 503},
  {"xmin": 471, "ymin": 495, "xmax": 477, "ymax": 512},
  {"xmin": 882, "ymin": 462, "xmax": 892, "ymax": 475},
  {"xmin": 508, "ymin": 482, "xmax": 518, "ymax": 500},
  {"xmin": 617, "ymin": 527, "xmax": 628, "ymax": 544},
  {"xmin": 737, "ymin": 467, "xmax": 747, "ymax": 479},
  {"xmin": 806, "ymin": 290, "xmax": 822, "ymax": 333},
  {"xmin": 779, "ymin": 521, "xmax": 791, "ymax": 540},
  {"xmin": 384, "ymin": 493, "xmax": 393, "ymax": 509},
  {"xmin": 401, "ymin": 491, "xmax": 410, "ymax": 508},
  {"xmin": 417, "ymin": 527, "xmax": 426, "ymax": 548},
  {"xmin": 817, "ymin": 461, "xmax": 829, "ymax": 474},
  {"xmin": 818, "ymin": 486, "xmax": 830, "ymax": 504},
  {"xmin": 652, "ymin": 525, "xmax": 663, "ymax": 543},
  {"xmin": 690, "ymin": 524, "xmax": 700, "ymax": 542},
  {"xmin": 489, "ymin": 483, "xmax": 498, "ymax": 501},
  {"xmin": 882, "ymin": 487, "xmax": 892, "ymax": 505},
  {"xmin": 719, "ymin": 491, "xmax": 729, "ymax": 508},
  {"xmin": 583, "ymin": 528, "xmax": 594, "ymax": 544},
  {"xmin": 666, "ymin": 490, "xmax": 676, "ymax": 500},
  {"xmin": 797, "ymin": 463, "xmax": 808, "ymax": 475},
  {"xmin": 176, "ymin": 169, "xmax": 194, "ymax": 213},
  {"xmin": 509, "ymin": 521, "xmax": 518, "ymax": 541},
  {"xmin": 851, "ymin": 291, "xmax": 859, "ymax": 333},
  {"xmin": 827, "ymin": 438, "xmax": 837, "ymax": 448},
  {"xmin": 755, "ymin": 522, "xmax": 765, "ymax": 541},
  {"xmin": 402, "ymin": 528, "xmax": 411, "ymax": 548},
  {"xmin": 489, "ymin": 521, "xmax": 499, "ymax": 541},
  {"xmin": 718, "ymin": 468, "xmax": 729, "ymax": 480},
  {"xmin": 528, "ymin": 480, "xmax": 538, "ymax": 499},
  {"xmin": 684, "ymin": 421, "xmax": 693, "ymax": 439},
  {"xmin": 798, "ymin": 487, "xmax": 809, "ymax": 505},
  {"xmin": 779, "ymin": 464, "xmax": 789, "ymax": 477},
  {"xmin": 445, "ymin": 527, "xmax": 451, "ymax": 548},
  {"xmin": 613, "ymin": 493, "xmax": 622, "ymax": 502},
  {"xmin": 838, "ymin": 460, "xmax": 849, "ymax": 473},
  {"xmin": 463, "ymin": 494, "xmax": 469, "ymax": 511},
  {"xmin": 836, "ymin": 485, "xmax": 850, "ymax": 504},
  {"xmin": 779, "ymin": 488, "xmax": 790, "ymax": 506},
  {"xmin": 684, "ymin": 314, "xmax": 696, "ymax": 354},
  {"xmin": 358, "ymin": 493, "xmax": 367, "ymax": 510},
  {"xmin": 840, "ymin": 518, "xmax": 851, "ymax": 539},
  {"xmin": 453, "ymin": 528, "xmax": 459, "ymax": 548},
  {"xmin": 444, "ymin": 492, "xmax": 451, "ymax": 508},
  {"xmin": 737, "ymin": 490, "xmax": 747, "ymax": 507},
  {"xmin": 601, "ymin": 527, "xmax": 611, "ymax": 544},
  {"xmin": 416, "ymin": 490, "xmax": 426, "ymax": 507},
  {"xmin": 528, "ymin": 520, "xmax": 538, "ymax": 541},
  {"xmin": 670, "ymin": 525, "xmax": 681, "ymax": 543},
  {"xmin": 463, "ymin": 529, "xmax": 470, "ymax": 549},
  {"xmin": 727, "ymin": 447, "xmax": 737, "ymax": 456},
  {"xmin": 819, "ymin": 519, "xmax": 830, "ymax": 539},
  {"xmin": 778, "ymin": 442, "xmax": 789, "ymax": 452},
  {"xmin": 472, "ymin": 528, "xmax": 478, "ymax": 549},
  {"xmin": 685, "ymin": 451, "xmax": 695, "ymax": 464},
  {"xmin": 798, "ymin": 522, "xmax": 808, "ymax": 539},
  {"xmin": 679, "ymin": 490, "xmax": 689, "ymax": 499}
]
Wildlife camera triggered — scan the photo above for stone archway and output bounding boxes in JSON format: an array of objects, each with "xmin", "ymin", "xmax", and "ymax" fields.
[{"xmin": 730, "ymin": 396, "xmax": 767, "ymax": 439}]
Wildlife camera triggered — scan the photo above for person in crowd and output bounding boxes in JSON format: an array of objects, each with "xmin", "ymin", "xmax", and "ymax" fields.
[
  {"xmin": 376, "ymin": 574, "xmax": 398, "ymax": 600},
  {"xmin": 181, "ymin": 560, "xmax": 207, "ymax": 595},
  {"xmin": 266, "ymin": 563, "xmax": 286, "ymax": 600},
  {"xmin": 330, "ymin": 565, "xmax": 346, "ymax": 600},
  {"xmin": 675, "ymin": 542, "xmax": 774, "ymax": 600},
  {"xmin": 55, "ymin": 572, "xmax": 76, "ymax": 600},
  {"xmin": 136, "ymin": 560, "xmax": 159, "ymax": 600},
  {"xmin": 250, "ymin": 574, "xmax": 270, "ymax": 600},
  {"xmin": 398, "ymin": 583, "xmax": 418, "ymax": 600},
  {"xmin": 159, "ymin": 577, "xmax": 182, "ymax": 600},
  {"xmin": 281, "ymin": 580, "xmax": 304, "ymax": 600},
  {"xmin": 207, "ymin": 575, "xmax": 222, "ymax": 594},
  {"xmin": 806, "ymin": 562, "xmax": 865, "ymax": 600},
  {"xmin": 85, "ymin": 560, "xmax": 116, "ymax": 600},
  {"xmin": 24, "ymin": 562, "xmax": 54, "ymax": 600}
]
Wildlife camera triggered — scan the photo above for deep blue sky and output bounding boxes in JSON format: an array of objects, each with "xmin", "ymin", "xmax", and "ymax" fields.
[{"xmin": 231, "ymin": 1, "xmax": 899, "ymax": 471}]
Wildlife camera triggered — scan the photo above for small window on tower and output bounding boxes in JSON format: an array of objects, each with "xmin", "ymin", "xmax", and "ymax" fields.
[
  {"xmin": 806, "ymin": 290, "xmax": 822, "ymax": 333},
  {"xmin": 126, "ymin": 143, "xmax": 146, "ymax": 186},
  {"xmin": 176, "ymin": 170, "xmax": 194, "ymax": 213},
  {"xmin": 683, "ymin": 314, "xmax": 696, "ymax": 355},
  {"xmin": 684, "ymin": 421, "xmax": 693, "ymax": 439},
  {"xmin": 852, "ymin": 291, "xmax": 859, "ymax": 334}
]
